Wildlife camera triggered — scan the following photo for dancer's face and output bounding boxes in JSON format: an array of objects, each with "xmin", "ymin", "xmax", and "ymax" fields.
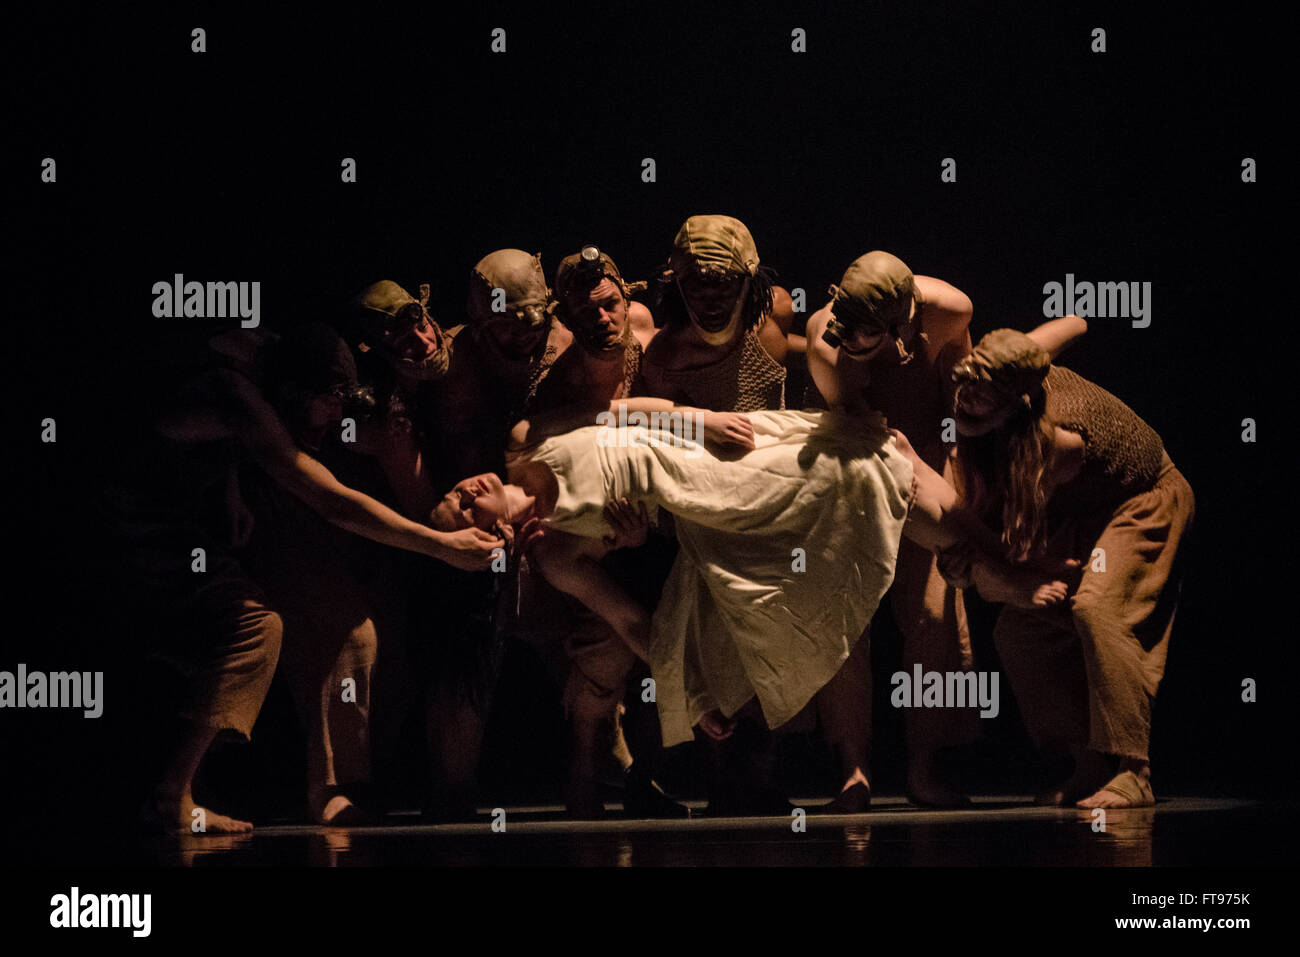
[
  {"xmin": 833, "ymin": 318, "xmax": 890, "ymax": 360},
  {"xmin": 955, "ymin": 381, "xmax": 1016, "ymax": 436},
  {"xmin": 564, "ymin": 278, "xmax": 628, "ymax": 354},
  {"xmin": 479, "ymin": 310, "xmax": 550, "ymax": 360},
  {"xmin": 374, "ymin": 302, "xmax": 449, "ymax": 380},
  {"xmin": 829, "ymin": 298, "xmax": 915, "ymax": 365},
  {"xmin": 435, "ymin": 474, "xmax": 536, "ymax": 532},
  {"xmin": 678, "ymin": 270, "xmax": 746, "ymax": 334}
]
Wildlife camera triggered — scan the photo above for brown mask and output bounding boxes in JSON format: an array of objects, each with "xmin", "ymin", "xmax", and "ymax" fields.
[
  {"xmin": 351, "ymin": 280, "xmax": 450, "ymax": 381},
  {"xmin": 467, "ymin": 250, "xmax": 557, "ymax": 361}
]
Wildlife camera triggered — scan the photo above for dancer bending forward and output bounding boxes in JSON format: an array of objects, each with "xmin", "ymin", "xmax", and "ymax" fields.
[{"xmin": 944, "ymin": 329, "xmax": 1194, "ymax": 809}]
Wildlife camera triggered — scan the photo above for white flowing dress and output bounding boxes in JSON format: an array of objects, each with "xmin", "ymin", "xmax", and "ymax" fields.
[{"xmin": 526, "ymin": 409, "xmax": 915, "ymax": 746}]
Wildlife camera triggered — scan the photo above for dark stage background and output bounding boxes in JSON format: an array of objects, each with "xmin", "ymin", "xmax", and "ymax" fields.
[{"xmin": 6, "ymin": 2, "xmax": 1290, "ymax": 854}]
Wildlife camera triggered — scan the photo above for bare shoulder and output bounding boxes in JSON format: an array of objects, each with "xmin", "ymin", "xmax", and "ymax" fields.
[
  {"xmin": 629, "ymin": 301, "xmax": 657, "ymax": 348},
  {"xmin": 507, "ymin": 417, "xmax": 533, "ymax": 454},
  {"xmin": 805, "ymin": 305, "xmax": 837, "ymax": 364},
  {"xmin": 1048, "ymin": 423, "xmax": 1086, "ymax": 484},
  {"xmin": 1052, "ymin": 423, "xmax": 1086, "ymax": 451},
  {"xmin": 769, "ymin": 285, "xmax": 795, "ymax": 335},
  {"xmin": 641, "ymin": 324, "xmax": 682, "ymax": 369},
  {"xmin": 914, "ymin": 275, "xmax": 972, "ymax": 356},
  {"xmin": 756, "ymin": 313, "xmax": 788, "ymax": 363},
  {"xmin": 915, "ymin": 275, "xmax": 973, "ymax": 320},
  {"xmin": 913, "ymin": 274, "xmax": 968, "ymax": 303}
]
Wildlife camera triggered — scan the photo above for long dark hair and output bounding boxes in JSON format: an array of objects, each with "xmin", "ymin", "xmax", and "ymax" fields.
[
  {"xmin": 954, "ymin": 389, "xmax": 1053, "ymax": 562},
  {"xmin": 652, "ymin": 264, "xmax": 777, "ymax": 333}
]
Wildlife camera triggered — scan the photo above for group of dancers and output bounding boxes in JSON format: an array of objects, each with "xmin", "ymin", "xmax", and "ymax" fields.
[{"xmin": 104, "ymin": 214, "xmax": 1194, "ymax": 832}]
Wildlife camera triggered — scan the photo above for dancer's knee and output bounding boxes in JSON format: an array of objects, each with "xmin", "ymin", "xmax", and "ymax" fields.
[
  {"xmin": 343, "ymin": 617, "xmax": 379, "ymax": 669},
  {"xmin": 256, "ymin": 608, "xmax": 284, "ymax": 671}
]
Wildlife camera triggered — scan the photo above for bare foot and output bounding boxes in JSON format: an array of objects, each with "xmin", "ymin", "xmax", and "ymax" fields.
[
  {"xmin": 1076, "ymin": 767, "xmax": 1154, "ymax": 809},
  {"xmin": 1035, "ymin": 750, "xmax": 1112, "ymax": 806},
  {"xmin": 317, "ymin": 794, "xmax": 378, "ymax": 827},
  {"xmin": 622, "ymin": 763, "xmax": 691, "ymax": 819},
  {"xmin": 147, "ymin": 794, "xmax": 253, "ymax": 834},
  {"xmin": 1034, "ymin": 786, "xmax": 1067, "ymax": 806},
  {"xmin": 818, "ymin": 773, "xmax": 871, "ymax": 814}
]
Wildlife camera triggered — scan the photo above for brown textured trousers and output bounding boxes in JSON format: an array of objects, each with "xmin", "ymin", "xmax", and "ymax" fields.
[
  {"xmin": 105, "ymin": 487, "xmax": 283, "ymax": 742},
  {"xmin": 993, "ymin": 453, "xmax": 1194, "ymax": 761}
]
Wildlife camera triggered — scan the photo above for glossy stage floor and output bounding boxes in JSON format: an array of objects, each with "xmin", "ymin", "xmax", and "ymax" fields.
[{"xmin": 121, "ymin": 795, "xmax": 1279, "ymax": 867}]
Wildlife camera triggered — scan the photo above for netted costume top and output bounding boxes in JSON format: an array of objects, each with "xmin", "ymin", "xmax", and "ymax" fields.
[
  {"xmin": 618, "ymin": 336, "xmax": 644, "ymax": 399},
  {"xmin": 1045, "ymin": 365, "xmax": 1166, "ymax": 510},
  {"xmin": 519, "ymin": 337, "xmax": 564, "ymax": 422},
  {"xmin": 639, "ymin": 328, "xmax": 785, "ymax": 412}
]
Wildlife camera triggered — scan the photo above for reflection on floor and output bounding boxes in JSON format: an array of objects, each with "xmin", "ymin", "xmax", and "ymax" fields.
[{"xmin": 126, "ymin": 796, "xmax": 1271, "ymax": 867}]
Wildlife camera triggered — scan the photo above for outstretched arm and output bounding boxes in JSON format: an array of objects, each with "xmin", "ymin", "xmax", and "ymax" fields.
[
  {"xmin": 509, "ymin": 398, "xmax": 755, "ymax": 455},
  {"xmin": 1026, "ymin": 314, "xmax": 1087, "ymax": 360},
  {"xmin": 166, "ymin": 369, "xmax": 504, "ymax": 570}
]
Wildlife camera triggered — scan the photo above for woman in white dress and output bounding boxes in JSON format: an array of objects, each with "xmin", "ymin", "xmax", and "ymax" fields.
[{"xmin": 432, "ymin": 398, "xmax": 1067, "ymax": 749}]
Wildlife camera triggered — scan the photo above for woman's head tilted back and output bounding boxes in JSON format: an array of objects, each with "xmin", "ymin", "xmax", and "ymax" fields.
[{"xmin": 432, "ymin": 473, "xmax": 537, "ymax": 534}]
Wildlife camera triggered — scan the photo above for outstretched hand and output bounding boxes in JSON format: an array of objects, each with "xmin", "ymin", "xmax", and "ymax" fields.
[{"xmin": 438, "ymin": 526, "xmax": 506, "ymax": 571}]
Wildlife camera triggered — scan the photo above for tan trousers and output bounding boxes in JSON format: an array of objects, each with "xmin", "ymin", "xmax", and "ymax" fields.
[
  {"xmin": 994, "ymin": 454, "xmax": 1194, "ymax": 761},
  {"xmin": 508, "ymin": 562, "xmax": 637, "ymax": 729},
  {"xmin": 107, "ymin": 495, "xmax": 284, "ymax": 741},
  {"xmin": 182, "ymin": 575, "xmax": 285, "ymax": 739}
]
